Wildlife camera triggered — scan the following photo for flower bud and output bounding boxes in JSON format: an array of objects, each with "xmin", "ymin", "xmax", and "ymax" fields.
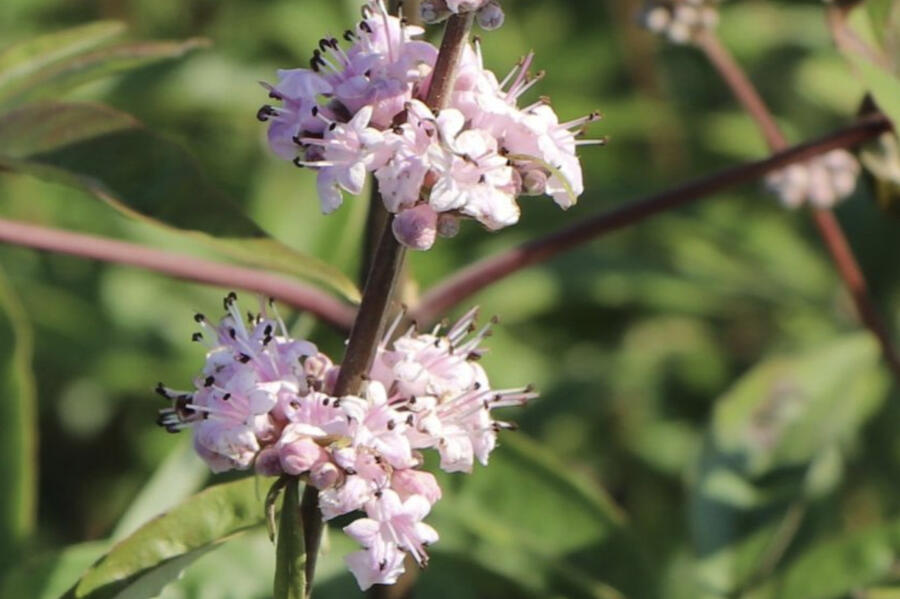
[
  {"xmin": 420, "ymin": 0, "xmax": 451, "ymax": 23},
  {"xmin": 255, "ymin": 446, "xmax": 283, "ymax": 477},
  {"xmin": 391, "ymin": 469, "xmax": 443, "ymax": 504},
  {"xmin": 476, "ymin": 1, "xmax": 505, "ymax": 30},
  {"xmin": 393, "ymin": 204, "xmax": 439, "ymax": 250},
  {"xmin": 521, "ymin": 168, "xmax": 549, "ymax": 196},
  {"xmin": 310, "ymin": 461, "xmax": 341, "ymax": 489},
  {"xmin": 279, "ymin": 436, "xmax": 327, "ymax": 475},
  {"xmin": 437, "ymin": 214, "xmax": 460, "ymax": 238}
]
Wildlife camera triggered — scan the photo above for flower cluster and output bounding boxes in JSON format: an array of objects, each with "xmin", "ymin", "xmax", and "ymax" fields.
[
  {"xmin": 765, "ymin": 149, "xmax": 860, "ymax": 209},
  {"xmin": 157, "ymin": 296, "xmax": 535, "ymax": 589},
  {"xmin": 420, "ymin": 0, "xmax": 505, "ymax": 30},
  {"xmin": 641, "ymin": 0, "xmax": 720, "ymax": 44},
  {"xmin": 257, "ymin": 0, "xmax": 600, "ymax": 250}
]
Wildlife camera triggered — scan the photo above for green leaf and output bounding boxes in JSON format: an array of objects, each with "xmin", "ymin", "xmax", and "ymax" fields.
[
  {"xmin": 848, "ymin": 54, "xmax": 900, "ymax": 129},
  {"xmin": 0, "ymin": 542, "xmax": 109, "ymax": 599},
  {"xmin": 0, "ymin": 264, "xmax": 37, "ymax": 568},
  {"xmin": 110, "ymin": 437, "xmax": 210, "ymax": 542},
  {"xmin": 710, "ymin": 334, "xmax": 887, "ymax": 478},
  {"xmin": 0, "ymin": 21, "xmax": 125, "ymax": 99},
  {"xmin": 0, "ymin": 101, "xmax": 361, "ymax": 302},
  {"xmin": 61, "ymin": 477, "xmax": 267, "ymax": 599},
  {"xmin": 0, "ymin": 38, "xmax": 210, "ymax": 108},
  {"xmin": 775, "ymin": 518, "xmax": 900, "ymax": 599},
  {"xmin": 274, "ymin": 478, "xmax": 305, "ymax": 599},
  {"xmin": 431, "ymin": 434, "xmax": 652, "ymax": 599},
  {"xmin": 690, "ymin": 335, "xmax": 889, "ymax": 595}
]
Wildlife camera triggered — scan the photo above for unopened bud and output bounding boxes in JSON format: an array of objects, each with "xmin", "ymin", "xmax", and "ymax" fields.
[
  {"xmin": 392, "ymin": 469, "xmax": 443, "ymax": 504},
  {"xmin": 279, "ymin": 436, "xmax": 327, "ymax": 475},
  {"xmin": 521, "ymin": 168, "xmax": 549, "ymax": 196},
  {"xmin": 310, "ymin": 461, "xmax": 341, "ymax": 489},
  {"xmin": 255, "ymin": 447, "xmax": 283, "ymax": 477},
  {"xmin": 437, "ymin": 214, "xmax": 460, "ymax": 238},
  {"xmin": 420, "ymin": 0, "xmax": 451, "ymax": 23},
  {"xmin": 476, "ymin": 1, "xmax": 505, "ymax": 30},
  {"xmin": 393, "ymin": 204, "xmax": 439, "ymax": 250}
]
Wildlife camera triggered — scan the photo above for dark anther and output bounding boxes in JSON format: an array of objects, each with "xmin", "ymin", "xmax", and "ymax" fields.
[
  {"xmin": 238, "ymin": 353, "xmax": 251, "ymax": 363},
  {"xmin": 329, "ymin": 122, "xmax": 337, "ymax": 131},
  {"xmin": 204, "ymin": 376, "xmax": 215, "ymax": 387},
  {"xmin": 360, "ymin": 21, "xmax": 373, "ymax": 34},
  {"xmin": 191, "ymin": 332, "xmax": 203, "ymax": 342},
  {"xmin": 319, "ymin": 38, "xmax": 331, "ymax": 52},
  {"xmin": 256, "ymin": 105, "xmax": 277, "ymax": 122},
  {"xmin": 223, "ymin": 393, "xmax": 231, "ymax": 401},
  {"xmin": 293, "ymin": 157, "xmax": 304, "ymax": 168},
  {"xmin": 343, "ymin": 30, "xmax": 356, "ymax": 42},
  {"xmin": 264, "ymin": 324, "xmax": 273, "ymax": 336},
  {"xmin": 387, "ymin": 420, "xmax": 396, "ymax": 430},
  {"xmin": 323, "ymin": 397, "xmax": 330, "ymax": 406},
  {"xmin": 194, "ymin": 313, "xmax": 205, "ymax": 323},
  {"xmin": 228, "ymin": 327, "xmax": 236, "ymax": 339},
  {"xmin": 155, "ymin": 383, "xmax": 169, "ymax": 398}
]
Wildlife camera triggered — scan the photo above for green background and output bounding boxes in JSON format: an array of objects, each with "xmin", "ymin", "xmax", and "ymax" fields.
[{"xmin": 1, "ymin": 0, "xmax": 900, "ymax": 597}]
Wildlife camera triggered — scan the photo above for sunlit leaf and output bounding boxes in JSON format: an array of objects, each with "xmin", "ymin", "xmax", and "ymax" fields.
[
  {"xmin": 110, "ymin": 437, "xmax": 210, "ymax": 542},
  {"xmin": 690, "ymin": 335, "xmax": 889, "ymax": 595},
  {"xmin": 0, "ymin": 264, "xmax": 37, "ymax": 568},
  {"xmin": 0, "ymin": 38, "xmax": 210, "ymax": 108},
  {"xmin": 0, "ymin": 21, "xmax": 125, "ymax": 98},
  {"xmin": 0, "ymin": 101, "xmax": 361, "ymax": 302},
  {"xmin": 61, "ymin": 478, "xmax": 267, "ymax": 599}
]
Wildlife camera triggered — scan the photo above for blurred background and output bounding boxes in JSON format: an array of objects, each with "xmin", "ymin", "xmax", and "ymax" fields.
[{"xmin": 1, "ymin": 0, "xmax": 899, "ymax": 597}]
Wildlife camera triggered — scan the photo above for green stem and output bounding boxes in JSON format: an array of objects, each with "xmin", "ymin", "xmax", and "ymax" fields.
[{"xmin": 274, "ymin": 477, "xmax": 305, "ymax": 599}]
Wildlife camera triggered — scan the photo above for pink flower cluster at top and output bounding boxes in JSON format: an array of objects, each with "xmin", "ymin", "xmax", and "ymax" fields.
[
  {"xmin": 257, "ymin": 0, "xmax": 601, "ymax": 250},
  {"xmin": 157, "ymin": 295, "xmax": 536, "ymax": 590}
]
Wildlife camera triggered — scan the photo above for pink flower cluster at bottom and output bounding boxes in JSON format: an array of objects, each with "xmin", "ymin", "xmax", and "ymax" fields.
[{"xmin": 157, "ymin": 295, "xmax": 535, "ymax": 589}]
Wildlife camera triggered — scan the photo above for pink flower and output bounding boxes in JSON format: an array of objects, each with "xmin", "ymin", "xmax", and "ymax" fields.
[
  {"xmin": 343, "ymin": 489, "xmax": 439, "ymax": 589},
  {"xmin": 341, "ymin": 382, "xmax": 415, "ymax": 469},
  {"xmin": 391, "ymin": 469, "xmax": 443, "ymax": 505},
  {"xmin": 296, "ymin": 106, "xmax": 392, "ymax": 213}
]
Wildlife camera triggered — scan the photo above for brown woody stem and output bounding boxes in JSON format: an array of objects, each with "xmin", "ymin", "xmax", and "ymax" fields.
[
  {"xmin": 301, "ymin": 13, "xmax": 475, "ymax": 597},
  {"xmin": 697, "ymin": 30, "xmax": 900, "ymax": 379},
  {"xmin": 411, "ymin": 114, "xmax": 892, "ymax": 326},
  {"xmin": 0, "ymin": 217, "xmax": 356, "ymax": 331}
]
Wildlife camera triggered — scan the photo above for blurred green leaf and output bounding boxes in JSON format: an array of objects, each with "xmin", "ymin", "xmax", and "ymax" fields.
[
  {"xmin": 0, "ymin": 264, "xmax": 37, "ymax": 569},
  {"xmin": 273, "ymin": 478, "xmax": 305, "ymax": 599},
  {"xmin": 110, "ymin": 437, "xmax": 209, "ymax": 542},
  {"xmin": 691, "ymin": 335, "xmax": 889, "ymax": 596},
  {"xmin": 0, "ymin": 101, "xmax": 361, "ymax": 302},
  {"xmin": 0, "ymin": 21, "xmax": 125, "ymax": 98},
  {"xmin": 432, "ymin": 433, "xmax": 651, "ymax": 599},
  {"xmin": 847, "ymin": 55, "xmax": 900, "ymax": 128},
  {"xmin": 0, "ymin": 38, "xmax": 209, "ymax": 108},
  {"xmin": 711, "ymin": 334, "xmax": 887, "ymax": 478},
  {"xmin": 61, "ymin": 477, "xmax": 267, "ymax": 599},
  {"xmin": 860, "ymin": 131, "xmax": 900, "ymax": 215},
  {"xmin": 775, "ymin": 517, "xmax": 900, "ymax": 599},
  {"xmin": 0, "ymin": 542, "xmax": 109, "ymax": 599}
]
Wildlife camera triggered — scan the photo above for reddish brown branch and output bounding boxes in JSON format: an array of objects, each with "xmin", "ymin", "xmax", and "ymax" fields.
[
  {"xmin": 0, "ymin": 217, "xmax": 356, "ymax": 331},
  {"xmin": 411, "ymin": 114, "xmax": 892, "ymax": 326},
  {"xmin": 697, "ymin": 30, "xmax": 900, "ymax": 379}
]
